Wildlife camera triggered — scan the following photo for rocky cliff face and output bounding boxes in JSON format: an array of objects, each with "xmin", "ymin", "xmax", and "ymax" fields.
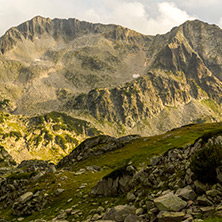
[
  {"xmin": 62, "ymin": 20, "xmax": 222, "ymax": 135},
  {"xmin": 0, "ymin": 17, "xmax": 222, "ymax": 136}
]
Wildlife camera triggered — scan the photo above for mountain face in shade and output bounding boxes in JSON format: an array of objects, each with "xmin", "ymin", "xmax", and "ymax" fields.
[{"xmin": 0, "ymin": 16, "xmax": 222, "ymax": 136}]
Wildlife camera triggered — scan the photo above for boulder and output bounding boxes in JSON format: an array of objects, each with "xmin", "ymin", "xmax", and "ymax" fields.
[
  {"xmin": 194, "ymin": 181, "xmax": 208, "ymax": 194},
  {"xmin": 55, "ymin": 189, "xmax": 65, "ymax": 195},
  {"xmin": 176, "ymin": 186, "xmax": 197, "ymax": 201},
  {"xmin": 103, "ymin": 205, "xmax": 135, "ymax": 222},
  {"xmin": 154, "ymin": 193, "xmax": 187, "ymax": 212},
  {"xmin": 47, "ymin": 165, "xmax": 56, "ymax": 173},
  {"xmin": 197, "ymin": 196, "xmax": 213, "ymax": 206},
  {"xmin": 200, "ymin": 206, "xmax": 214, "ymax": 213},
  {"xmin": 18, "ymin": 192, "xmax": 33, "ymax": 203},
  {"xmin": 124, "ymin": 214, "xmax": 141, "ymax": 222},
  {"xmin": 157, "ymin": 211, "xmax": 185, "ymax": 222},
  {"xmin": 127, "ymin": 192, "xmax": 136, "ymax": 202},
  {"xmin": 206, "ymin": 189, "xmax": 222, "ymax": 197}
]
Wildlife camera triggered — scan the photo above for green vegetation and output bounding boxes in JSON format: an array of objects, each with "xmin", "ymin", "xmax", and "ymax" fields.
[
  {"xmin": 0, "ymin": 99, "xmax": 10, "ymax": 109},
  {"xmin": 64, "ymin": 134, "xmax": 78, "ymax": 145},
  {"xmin": 1, "ymin": 123, "xmax": 222, "ymax": 221},
  {"xmin": 2, "ymin": 131, "xmax": 22, "ymax": 141},
  {"xmin": 202, "ymin": 99, "xmax": 221, "ymax": 114},
  {"xmin": 31, "ymin": 135, "xmax": 43, "ymax": 146},
  {"xmin": 190, "ymin": 143, "xmax": 222, "ymax": 183},
  {"xmin": 103, "ymin": 165, "xmax": 135, "ymax": 180},
  {"xmin": 204, "ymin": 218, "xmax": 222, "ymax": 222},
  {"xmin": 43, "ymin": 129, "xmax": 53, "ymax": 142},
  {"xmin": 0, "ymin": 116, "xmax": 4, "ymax": 123},
  {"xmin": 45, "ymin": 112, "xmax": 89, "ymax": 135},
  {"xmin": 65, "ymin": 122, "xmax": 222, "ymax": 171},
  {"xmin": 55, "ymin": 135, "xmax": 67, "ymax": 150},
  {"xmin": 7, "ymin": 172, "xmax": 35, "ymax": 180},
  {"xmin": 9, "ymin": 131, "xmax": 22, "ymax": 141}
]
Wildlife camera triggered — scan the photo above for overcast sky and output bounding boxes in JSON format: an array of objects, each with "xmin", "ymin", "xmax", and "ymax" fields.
[{"xmin": 0, "ymin": 0, "xmax": 221, "ymax": 36}]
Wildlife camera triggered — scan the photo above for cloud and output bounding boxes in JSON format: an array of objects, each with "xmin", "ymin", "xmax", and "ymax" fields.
[
  {"xmin": 80, "ymin": 1, "xmax": 196, "ymax": 35},
  {"xmin": 145, "ymin": 2, "xmax": 196, "ymax": 34},
  {"xmin": 0, "ymin": 0, "xmax": 197, "ymax": 36}
]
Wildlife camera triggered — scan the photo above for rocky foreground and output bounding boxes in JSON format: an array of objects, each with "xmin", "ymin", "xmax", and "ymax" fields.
[{"xmin": 0, "ymin": 127, "xmax": 222, "ymax": 221}]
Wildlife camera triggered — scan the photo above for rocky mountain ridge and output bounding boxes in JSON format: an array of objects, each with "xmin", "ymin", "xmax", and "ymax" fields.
[{"xmin": 1, "ymin": 17, "xmax": 222, "ymax": 136}]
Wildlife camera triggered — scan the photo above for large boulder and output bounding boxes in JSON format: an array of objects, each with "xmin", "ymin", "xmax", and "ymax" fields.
[
  {"xmin": 176, "ymin": 186, "xmax": 197, "ymax": 201},
  {"xmin": 154, "ymin": 193, "xmax": 187, "ymax": 212},
  {"xmin": 197, "ymin": 196, "xmax": 213, "ymax": 206},
  {"xmin": 103, "ymin": 205, "xmax": 135, "ymax": 222},
  {"xmin": 91, "ymin": 165, "xmax": 136, "ymax": 196}
]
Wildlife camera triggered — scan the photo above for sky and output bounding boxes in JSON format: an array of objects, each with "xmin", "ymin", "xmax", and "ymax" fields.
[{"xmin": 0, "ymin": 0, "xmax": 221, "ymax": 36}]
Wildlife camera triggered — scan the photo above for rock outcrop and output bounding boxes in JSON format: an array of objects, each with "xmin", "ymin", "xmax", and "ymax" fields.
[
  {"xmin": 90, "ymin": 132, "xmax": 222, "ymax": 221},
  {"xmin": 58, "ymin": 135, "xmax": 140, "ymax": 168}
]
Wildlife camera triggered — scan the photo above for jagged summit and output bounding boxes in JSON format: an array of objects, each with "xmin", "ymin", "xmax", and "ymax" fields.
[{"xmin": 0, "ymin": 16, "xmax": 144, "ymax": 55}]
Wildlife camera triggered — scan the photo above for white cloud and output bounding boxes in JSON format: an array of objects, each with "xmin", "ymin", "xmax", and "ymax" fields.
[
  {"xmin": 145, "ymin": 2, "xmax": 196, "ymax": 34},
  {"xmin": 0, "ymin": 0, "xmax": 198, "ymax": 36},
  {"xmin": 81, "ymin": 1, "xmax": 196, "ymax": 35}
]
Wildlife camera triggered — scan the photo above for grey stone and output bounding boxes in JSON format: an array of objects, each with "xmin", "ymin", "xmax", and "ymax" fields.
[
  {"xmin": 206, "ymin": 189, "xmax": 222, "ymax": 197},
  {"xmin": 136, "ymin": 208, "xmax": 143, "ymax": 216},
  {"xmin": 154, "ymin": 193, "xmax": 187, "ymax": 212},
  {"xmin": 97, "ymin": 206, "xmax": 105, "ymax": 214},
  {"xmin": 103, "ymin": 205, "xmax": 135, "ymax": 221},
  {"xmin": 151, "ymin": 156, "xmax": 161, "ymax": 165},
  {"xmin": 92, "ymin": 213, "xmax": 101, "ymax": 220},
  {"xmin": 197, "ymin": 196, "xmax": 213, "ymax": 206},
  {"xmin": 124, "ymin": 214, "xmax": 141, "ymax": 222},
  {"xmin": 157, "ymin": 211, "xmax": 185, "ymax": 222},
  {"xmin": 127, "ymin": 192, "xmax": 136, "ymax": 202},
  {"xmin": 55, "ymin": 189, "xmax": 65, "ymax": 195},
  {"xmin": 47, "ymin": 165, "xmax": 56, "ymax": 173},
  {"xmin": 176, "ymin": 186, "xmax": 197, "ymax": 201},
  {"xmin": 18, "ymin": 192, "xmax": 33, "ymax": 203},
  {"xmin": 200, "ymin": 206, "xmax": 214, "ymax": 213}
]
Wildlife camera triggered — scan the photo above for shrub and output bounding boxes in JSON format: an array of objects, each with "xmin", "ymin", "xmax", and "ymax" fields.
[
  {"xmin": 7, "ymin": 172, "xmax": 36, "ymax": 180},
  {"xmin": 190, "ymin": 143, "xmax": 222, "ymax": 184},
  {"xmin": 55, "ymin": 135, "xmax": 67, "ymax": 150}
]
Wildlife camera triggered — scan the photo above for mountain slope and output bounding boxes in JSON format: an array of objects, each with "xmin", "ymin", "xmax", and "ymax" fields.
[
  {"xmin": 1, "ymin": 122, "xmax": 222, "ymax": 221},
  {"xmin": 0, "ymin": 16, "xmax": 149, "ymax": 115},
  {"xmin": 0, "ymin": 111, "xmax": 101, "ymax": 163},
  {"xmin": 0, "ymin": 17, "xmax": 222, "ymax": 136}
]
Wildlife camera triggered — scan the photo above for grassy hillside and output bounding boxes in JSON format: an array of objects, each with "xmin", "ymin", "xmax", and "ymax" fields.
[{"xmin": 1, "ymin": 122, "xmax": 222, "ymax": 221}]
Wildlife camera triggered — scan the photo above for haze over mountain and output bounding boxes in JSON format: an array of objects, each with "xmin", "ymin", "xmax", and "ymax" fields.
[{"xmin": 0, "ymin": 16, "xmax": 222, "ymax": 141}]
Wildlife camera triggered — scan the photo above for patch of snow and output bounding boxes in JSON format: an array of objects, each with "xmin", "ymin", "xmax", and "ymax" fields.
[{"xmin": 133, "ymin": 74, "xmax": 140, "ymax": 79}]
